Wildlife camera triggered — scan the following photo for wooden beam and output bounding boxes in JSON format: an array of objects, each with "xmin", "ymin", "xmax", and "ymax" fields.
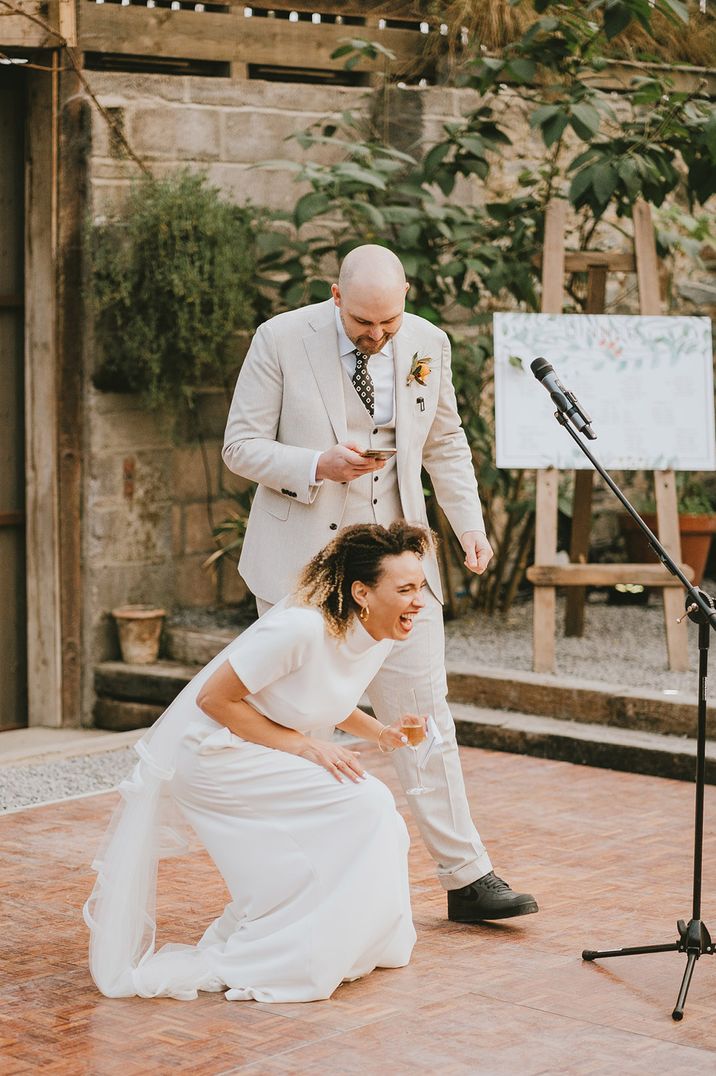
[
  {"xmin": 632, "ymin": 200, "xmax": 688, "ymax": 673},
  {"xmin": 563, "ymin": 262, "xmax": 605, "ymax": 637},
  {"xmin": 654, "ymin": 468, "xmax": 689, "ymax": 671},
  {"xmin": 79, "ymin": 5, "xmax": 421, "ymax": 70},
  {"xmin": 235, "ymin": 1, "xmax": 424, "ymax": 17},
  {"xmin": 54, "ymin": 0, "xmax": 77, "ymax": 47},
  {"xmin": 532, "ymin": 468, "xmax": 559, "ymax": 673},
  {"xmin": 25, "ymin": 66, "xmax": 63, "ymax": 728},
  {"xmin": 534, "ymin": 251, "xmax": 637, "ymax": 272},
  {"xmin": 0, "ymin": 510, "xmax": 24, "ymax": 527},
  {"xmin": 528, "ymin": 563, "xmax": 694, "ymax": 587},
  {"xmin": 540, "ymin": 201, "xmax": 566, "ymax": 314},
  {"xmin": 586, "ymin": 264, "xmax": 607, "ymax": 311},
  {"xmin": 56, "ymin": 55, "xmax": 85, "ymax": 727},
  {"xmin": 0, "ymin": 1, "xmax": 60, "ymax": 49},
  {"xmin": 531, "ymin": 200, "xmax": 566, "ymax": 674},
  {"xmin": 564, "ymin": 251, "xmax": 636, "ymax": 272},
  {"xmin": 633, "ymin": 199, "xmax": 662, "ymax": 316},
  {"xmin": 564, "ymin": 469, "xmax": 593, "ymax": 636}
]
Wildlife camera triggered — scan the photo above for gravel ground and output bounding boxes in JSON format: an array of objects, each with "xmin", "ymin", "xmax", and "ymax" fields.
[
  {"xmin": 3, "ymin": 585, "xmax": 710, "ymax": 813},
  {"xmin": 1, "ymin": 748, "xmax": 137, "ymax": 814},
  {"xmin": 445, "ymin": 588, "xmax": 711, "ymax": 694}
]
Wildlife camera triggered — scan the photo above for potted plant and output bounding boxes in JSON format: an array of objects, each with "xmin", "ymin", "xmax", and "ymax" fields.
[{"xmin": 620, "ymin": 473, "xmax": 716, "ymax": 586}]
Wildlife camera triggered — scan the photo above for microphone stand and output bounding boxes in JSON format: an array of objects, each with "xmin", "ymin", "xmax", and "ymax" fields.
[{"xmin": 549, "ymin": 409, "xmax": 716, "ymax": 1021}]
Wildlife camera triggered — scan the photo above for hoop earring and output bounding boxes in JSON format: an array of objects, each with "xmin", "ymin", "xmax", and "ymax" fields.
[{"xmin": 359, "ymin": 604, "xmax": 370, "ymax": 622}]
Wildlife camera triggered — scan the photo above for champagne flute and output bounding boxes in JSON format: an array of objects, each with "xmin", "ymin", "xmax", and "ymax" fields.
[{"xmin": 398, "ymin": 691, "xmax": 434, "ymax": 796}]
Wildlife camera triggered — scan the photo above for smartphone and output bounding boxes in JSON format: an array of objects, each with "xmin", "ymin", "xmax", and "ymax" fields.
[{"xmin": 362, "ymin": 448, "xmax": 397, "ymax": 460}]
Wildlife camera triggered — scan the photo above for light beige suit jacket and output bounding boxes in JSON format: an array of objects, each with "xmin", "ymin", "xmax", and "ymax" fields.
[{"xmin": 223, "ymin": 299, "xmax": 485, "ymax": 604}]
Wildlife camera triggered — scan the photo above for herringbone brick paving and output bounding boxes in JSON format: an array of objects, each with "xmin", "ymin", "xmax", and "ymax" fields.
[{"xmin": 2, "ymin": 744, "xmax": 716, "ymax": 1074}]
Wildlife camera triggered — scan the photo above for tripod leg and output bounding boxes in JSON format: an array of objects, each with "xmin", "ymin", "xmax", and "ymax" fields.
[
  {"xmin": 672, "ymin": 951, "xmax": 698, "ymax": 1021},
  {"xmin": 582, "ymin": 942, "xmax": 679, "ymax": 961}
]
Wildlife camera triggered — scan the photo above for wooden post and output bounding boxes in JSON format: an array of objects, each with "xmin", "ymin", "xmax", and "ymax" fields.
[
  {"xmin": 532, "ymin": 200, "xmax": 566, "ymax": 672},
  {"xmin": 633, "ymin": 201, "xmax": 689, "ymax": 672},
  {"xmin": 564, "ymin": 263, "xmax": 605, "ymax": 636},
  {"xmin": 25, "ymin": 66, "xmax": 63, "ymax": 727},
  {"xmin": 56, "ymin": 57, "xmax": 86, "ymax": 725},
  {"xmin": 533, "ymin": 469, "xmax": 559, "ymax": 672}
]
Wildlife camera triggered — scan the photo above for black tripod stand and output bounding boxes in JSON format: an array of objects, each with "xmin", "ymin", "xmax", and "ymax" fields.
[{"xmin": 545, "ymin": 408, "xmax": 716, "ymax": 1021}]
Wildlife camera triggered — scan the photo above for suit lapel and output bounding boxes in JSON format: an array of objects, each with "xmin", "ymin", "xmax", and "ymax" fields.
[
  {"xmin": 394, "ymin": 326, "xmax": 418, "ymax": 488},
  {"xmin": 304, "ymin": 302, "xmax": 347, "ymax": 443}
]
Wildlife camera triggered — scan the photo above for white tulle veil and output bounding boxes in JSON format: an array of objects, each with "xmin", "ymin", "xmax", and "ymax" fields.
[{"xmin": 83, "ymin": 636, "xmax": 244, "ymax": 998}]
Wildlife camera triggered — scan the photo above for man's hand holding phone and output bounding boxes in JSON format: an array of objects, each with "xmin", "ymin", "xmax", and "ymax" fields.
[
  {"xmin": 316, "ymin": 443, "xmax": 387, "ymax": 483},
  {"xmin": 361, "ymin": 448, "xmax": 397, "ymax": 461}
]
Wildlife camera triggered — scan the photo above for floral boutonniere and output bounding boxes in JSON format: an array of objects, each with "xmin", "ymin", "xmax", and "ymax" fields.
[{"xmin": 406, "ymin": 351, "xmax": 432, "ymax": 387}]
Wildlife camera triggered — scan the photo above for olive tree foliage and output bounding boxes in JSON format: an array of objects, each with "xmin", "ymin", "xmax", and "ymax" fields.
[
  {"xmin": 91, "ymin": 171, "xmax": 268, "ymax": 409},
  {"xmin": 256, "ymin": 0, "xmax": 715, "ymax": 610}
]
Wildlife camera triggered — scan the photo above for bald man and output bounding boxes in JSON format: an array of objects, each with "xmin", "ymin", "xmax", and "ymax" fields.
[{"xmin": 223, "ymin": 245, "xmax": 538, "ymax": 923}]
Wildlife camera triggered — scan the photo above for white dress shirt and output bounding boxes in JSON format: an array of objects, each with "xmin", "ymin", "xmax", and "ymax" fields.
[{"xmin": 334, "ymin": 304, "xmax": 395, "ymax": 427}]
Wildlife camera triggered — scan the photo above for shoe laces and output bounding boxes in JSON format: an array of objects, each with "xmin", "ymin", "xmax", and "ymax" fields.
[{"xmin": 478, "ymin": 872, "xmax": 510, "ymax": 893}]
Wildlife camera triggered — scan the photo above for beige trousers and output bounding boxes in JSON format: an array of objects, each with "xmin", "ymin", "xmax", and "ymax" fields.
[{"xmin": 256, "ymin": 591, "xmax": 492, "ymax": 891}]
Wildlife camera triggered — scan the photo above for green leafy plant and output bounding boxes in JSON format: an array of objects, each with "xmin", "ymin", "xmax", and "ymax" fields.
[
  {"xmin": 203, "ymin": 486, "xmax": 256, "ymax": 574},
  {"xmin": 678, "ymin": 475, "xmax": 716, "ymax": 516},
  {"xmin": 90, "ymin": 170, "xmax": 268, "ymax": 408}
]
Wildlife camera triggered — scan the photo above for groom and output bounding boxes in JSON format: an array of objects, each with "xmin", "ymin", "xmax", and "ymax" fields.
[{"xmin": 223, "ymin": 244, "xmax": 538, "ymax": 923}]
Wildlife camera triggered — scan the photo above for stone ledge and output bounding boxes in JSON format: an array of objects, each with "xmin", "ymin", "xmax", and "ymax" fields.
[
  {"xmin": 451, "ymin": 703, "xmax": 716, "ymax": 785},
  {"xmin": 94, "ymin": 697, "xmax": 165, "ymax": 733},
  {"xmin": 447, "ymin": 663, "xmax": 709, "ymax": 739},
  {"xmin": 95, "ymin": 661, "xmax": 198, "ymax": 706}
]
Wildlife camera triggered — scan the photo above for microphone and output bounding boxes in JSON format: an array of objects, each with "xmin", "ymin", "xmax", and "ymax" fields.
[{"xmin": 530, "ymin": 357, "xmax": 596, "ymax": 439}]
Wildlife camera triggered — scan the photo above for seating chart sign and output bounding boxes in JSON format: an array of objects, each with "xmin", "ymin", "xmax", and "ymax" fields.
[{"xmin": 493, "ymin": 313, "xmax": 715, "ymax": 470}]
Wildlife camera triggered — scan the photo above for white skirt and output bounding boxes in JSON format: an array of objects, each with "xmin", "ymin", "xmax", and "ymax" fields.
[{"xmin": 131, "ymin": 718, "xmax": 416, "ymax": 1003}]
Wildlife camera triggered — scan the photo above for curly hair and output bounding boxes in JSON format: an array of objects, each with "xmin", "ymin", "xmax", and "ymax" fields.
[{"xmin": 294, "ymin": 522, "xmax": 433, "ymax": 638}]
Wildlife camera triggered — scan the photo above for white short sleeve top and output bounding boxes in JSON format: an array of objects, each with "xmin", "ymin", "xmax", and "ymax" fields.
[{"xmin": 227, "ymin": 602, "xmax": 392, "ymax": 734}]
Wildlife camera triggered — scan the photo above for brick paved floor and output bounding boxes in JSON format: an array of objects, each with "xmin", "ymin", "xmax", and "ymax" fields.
[{"xmin": 2, "ymin": 745, "xmax": 716, "ymax": 1075}]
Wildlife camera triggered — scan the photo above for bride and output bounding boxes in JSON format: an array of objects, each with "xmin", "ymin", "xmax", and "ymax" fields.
[{"xmin": 85, "ymin": 522, "xmax": 431, "ymax": 1003}]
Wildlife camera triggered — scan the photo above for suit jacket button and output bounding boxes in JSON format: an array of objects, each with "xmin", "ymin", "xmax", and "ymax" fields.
[
  {"xmin": 329, "ymin": 523, "xmax": 338, "ymax": 530},
  {"xmin": 373, "ymin": 498, "xmax": 378, "ymax": 505}
]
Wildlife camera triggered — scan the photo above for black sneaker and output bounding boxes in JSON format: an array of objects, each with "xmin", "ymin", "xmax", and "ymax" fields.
[{"xmin": 447, "ymin": 871, "xmax": 539, "ymax": 922}]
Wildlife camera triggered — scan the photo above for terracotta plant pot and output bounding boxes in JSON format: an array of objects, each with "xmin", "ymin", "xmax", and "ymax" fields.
[
  {"xmin": 112, "ymin": 605, "xmax": 166, "ymax": 665},
  {"xmin": 620, "ymin": 513, "xmax": 716, "ymax": 587}
]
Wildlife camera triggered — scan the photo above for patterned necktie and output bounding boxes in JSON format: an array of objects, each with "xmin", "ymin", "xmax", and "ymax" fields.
[{"xmin": 352, "ymin": 349, "xmax": 375, "ymax": 417}]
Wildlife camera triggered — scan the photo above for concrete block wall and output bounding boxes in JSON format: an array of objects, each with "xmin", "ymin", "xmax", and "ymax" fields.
[{"xmin": 85, "ymin": 379, "xmax": 250, "ymax": 693}]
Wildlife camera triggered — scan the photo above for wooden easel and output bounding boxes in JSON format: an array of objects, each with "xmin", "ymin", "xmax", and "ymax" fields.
[{"xmin": 527, "ymin": 200, "xmax": 693, "ymax": 674}]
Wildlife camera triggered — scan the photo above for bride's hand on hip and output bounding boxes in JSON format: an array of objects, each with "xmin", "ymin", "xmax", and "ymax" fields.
[{"xmin": 296, "ymin": 741, "xmax": 367, "ymax": 783}]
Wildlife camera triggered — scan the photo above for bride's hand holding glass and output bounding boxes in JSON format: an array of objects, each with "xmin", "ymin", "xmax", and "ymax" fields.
[
  {"xmin": 397, "ymin": 692, "xmax": 434, "ymax": 796},
  {"xmin": 377, "ymin": 721, "xmax": 410, "ymax": 753}
]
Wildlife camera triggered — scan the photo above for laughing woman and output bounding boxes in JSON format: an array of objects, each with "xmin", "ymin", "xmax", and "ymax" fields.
[{"xmin": 85, "ymin": 522, "xmax": 430, "ymax": 1003}]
